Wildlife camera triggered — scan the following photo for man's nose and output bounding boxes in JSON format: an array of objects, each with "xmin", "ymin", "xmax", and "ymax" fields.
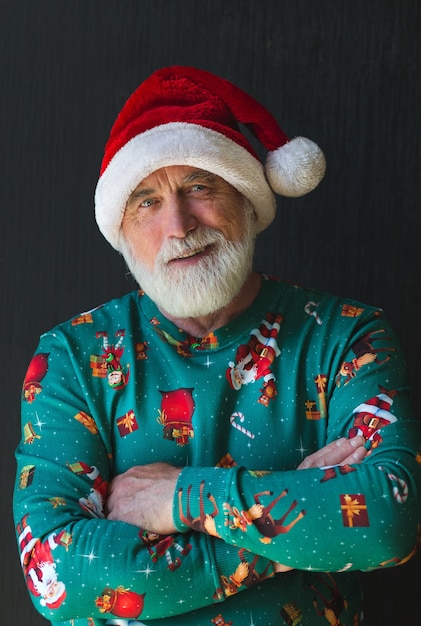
[{"xmin": 163, "ymin": 195, "xmax": 198, "ymax": 238}]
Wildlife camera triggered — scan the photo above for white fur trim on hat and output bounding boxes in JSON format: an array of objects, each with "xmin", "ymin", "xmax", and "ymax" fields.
[{"xmin": 95, "ymin": 122, "xmax": 276, "ymax": 251}]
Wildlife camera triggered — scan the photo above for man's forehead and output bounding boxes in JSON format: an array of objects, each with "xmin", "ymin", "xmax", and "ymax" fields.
[{"xmin": 141, "ymin": 166, "xmax": 216, "ymax": 186}]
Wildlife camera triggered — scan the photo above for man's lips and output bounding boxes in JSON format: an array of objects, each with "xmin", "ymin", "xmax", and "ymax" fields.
[{"xmin": 169, "ymin": 244, "xmax": 212, "ymax": 262}]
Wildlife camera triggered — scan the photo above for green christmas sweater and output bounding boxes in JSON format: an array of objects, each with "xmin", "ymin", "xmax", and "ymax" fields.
[{"xmin": 14, "ymin": 275, "xmax": 421, "ymax": 626}]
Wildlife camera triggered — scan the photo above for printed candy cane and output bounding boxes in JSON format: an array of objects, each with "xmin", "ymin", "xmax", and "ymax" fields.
[
  {"xmin": 304, "ymin": 301, "xmax": 323, "ymax": 325},
  {"xmin": 230, "ymin": 411, "xmax": 255, "ymax": 439},
  {"xmin": 379, "ymin": 466, "xmax": 408, "ymax": 503},
  {"xmin": 389, "ymin": 472, "xmax": 408, "ymax": 503}
]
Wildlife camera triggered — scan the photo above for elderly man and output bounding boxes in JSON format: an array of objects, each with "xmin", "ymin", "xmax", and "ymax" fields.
[{"xmin": 14, "ymin": 66, "xmax": 421, "ymax": 626}]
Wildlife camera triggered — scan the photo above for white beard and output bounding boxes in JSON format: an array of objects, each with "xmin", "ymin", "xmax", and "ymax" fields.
[{"xmin": 120, "ymin": 203, "xmax": 257, "ymax": 319}]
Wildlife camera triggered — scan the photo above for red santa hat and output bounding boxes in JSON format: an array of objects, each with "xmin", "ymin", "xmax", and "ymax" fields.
[{"xmin": 95, "ymin": 65, "xmax": 326, "ymax": 250}]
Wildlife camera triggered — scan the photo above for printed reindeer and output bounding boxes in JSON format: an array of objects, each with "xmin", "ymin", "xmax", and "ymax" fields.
[
  {"xmin": 252, "ymin": 490, "xmax": 306, "ymax": 543},
  {"xmin": 310, "ymin": 573, "xmax": 348, "ymax": 625},
  {"xmin": 178, "ymin": 480, "xmax": 221, "ymax": 537},
  {"xmin": 224, "ymin": 489, "xmax": 306, "ymax": 544},
  {"xmin": 220, "ymin": 548, "xmax": 274, "ymax": 596},
  {"xmin": 336, "ymin": 329, "xmax": 396, "ymax": 386}
]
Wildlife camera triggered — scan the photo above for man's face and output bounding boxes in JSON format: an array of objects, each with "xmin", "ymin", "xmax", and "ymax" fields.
[{"xmin": 120, "ymin": 165, "xmax": 257, "ymax": 319}]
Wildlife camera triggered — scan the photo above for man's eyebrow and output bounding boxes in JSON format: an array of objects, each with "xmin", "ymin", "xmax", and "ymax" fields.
[
  {"xmin": 183, "ymin": 170, "xmax": 217, "ymax": 184},
  {"xmin": 127, "ymin": 187, "xmax": 155, "ymax": 205}
]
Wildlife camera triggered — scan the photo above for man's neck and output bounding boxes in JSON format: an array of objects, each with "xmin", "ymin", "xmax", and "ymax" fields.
[{"xmin": 158, "ymin": 271, "xmax": 262, "ymax": 337}]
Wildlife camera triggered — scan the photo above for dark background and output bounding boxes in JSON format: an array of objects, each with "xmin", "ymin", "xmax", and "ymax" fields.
[{"xmin": 1, "ymin": 1, "xmax": 420, "ymax": 623}]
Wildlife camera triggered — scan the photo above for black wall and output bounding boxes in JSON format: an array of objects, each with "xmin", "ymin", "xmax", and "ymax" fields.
[{"xmin": 2, "ymin": 1, "xmax": 420, "ymax": 623}]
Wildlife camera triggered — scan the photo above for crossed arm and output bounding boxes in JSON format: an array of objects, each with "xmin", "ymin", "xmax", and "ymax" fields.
[{"xmin": 106, "ymin": 435, "xmax": 368, "ymax": 535}]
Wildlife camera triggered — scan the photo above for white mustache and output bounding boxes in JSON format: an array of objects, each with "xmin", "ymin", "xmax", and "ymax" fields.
[{"xmin": 157, "ymin": 229, "xmax": 224, "ymax": 264}]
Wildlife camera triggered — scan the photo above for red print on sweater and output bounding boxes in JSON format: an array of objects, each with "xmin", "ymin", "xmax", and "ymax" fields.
[{"xmin": 226, "ymin": 313, "xmax": 283, "ymax": 405}]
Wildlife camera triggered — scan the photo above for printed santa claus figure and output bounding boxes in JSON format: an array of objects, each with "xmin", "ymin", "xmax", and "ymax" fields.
[
  {"xmin": 349, "ymin": 389, "xmax": 398, "ymax": 448},
  {"xmin": 17, "ymin": 515, "xmax": 67, "ymax": 609},
  {"xmin": 226, "ymin": 313, "xmax": 283, "ymax": 390},
  {"xmin": 70, "ymin": 461, "xmax": 108, "ymax": 518}
]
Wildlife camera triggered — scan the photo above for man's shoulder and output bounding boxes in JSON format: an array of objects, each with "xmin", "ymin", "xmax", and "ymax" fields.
[
  {"xmin": 260, "ymin": 274, "xmax": 381, "ymax": 318},
  {"xmin": 42, "ymin": 290, "xmax": 142, "ymax": 339}
]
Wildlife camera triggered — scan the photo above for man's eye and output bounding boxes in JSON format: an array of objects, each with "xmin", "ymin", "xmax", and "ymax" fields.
[
  {"xmin": 140, "ymin": 198, "xmax": 155, "ymax": 207},
  {"xmin": 191, "ymin": 184, "xmax": 206, "ymax": 192}
]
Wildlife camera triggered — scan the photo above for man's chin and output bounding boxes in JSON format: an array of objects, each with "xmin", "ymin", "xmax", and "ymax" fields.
[{"xmin": 152, "ymin": 293, "xmax": 228, "ymax": 321}]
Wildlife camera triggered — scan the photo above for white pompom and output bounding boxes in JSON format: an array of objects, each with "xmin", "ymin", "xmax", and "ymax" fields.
[{"xmin": 265, "ymin": 136, "xmax": 326, "ymax": 197}]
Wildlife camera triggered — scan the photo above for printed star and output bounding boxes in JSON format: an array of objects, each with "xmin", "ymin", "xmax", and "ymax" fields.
[
  {"xmin": 295, "ymin": 436, "xmax": 308, "ymax": 459},
  {"xmin": 79, "ymin": 551, "xmax": 99, "ymax": 563},
  {"xmin": 34, "ymin": 413, "xmax": 46, "ymax": 431},
  {"xmin": 249, "ymin": 612, "xmax": 257, "ymax": 626},
  {"xmin": 135, "ymin": 565, "xmax": 156, "ymax": 578},
  {"xmin": 203, "ymin": 356, "xmax": 215, "ymax": 368}
]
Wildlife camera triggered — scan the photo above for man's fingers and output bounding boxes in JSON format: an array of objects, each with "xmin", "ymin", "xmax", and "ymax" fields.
[
  {"xmin": 297, "ymin": 436, "xmax": 366, "ymax": 470},
  {"xmin": 337, "ymin": 444, "xmax": 368, "ymax": 466}
]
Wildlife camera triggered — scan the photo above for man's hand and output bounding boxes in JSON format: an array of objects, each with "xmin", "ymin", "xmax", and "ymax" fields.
[
  {"xmin": 297, "ymin": 435, "xmax": 367, "ymax": 470},
  {"xmin": 106, "ymin": 462, "xmax": 181, "ymax": 534}
]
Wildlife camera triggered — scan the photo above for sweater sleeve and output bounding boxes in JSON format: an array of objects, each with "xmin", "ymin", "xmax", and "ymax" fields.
[
  {"xmin": 174, "ymin": 312, "xmax": 421, "ymax": 574},
  {"xmin": 13, "ymin": 331, "xmax": 258, "ymax": 623}
]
